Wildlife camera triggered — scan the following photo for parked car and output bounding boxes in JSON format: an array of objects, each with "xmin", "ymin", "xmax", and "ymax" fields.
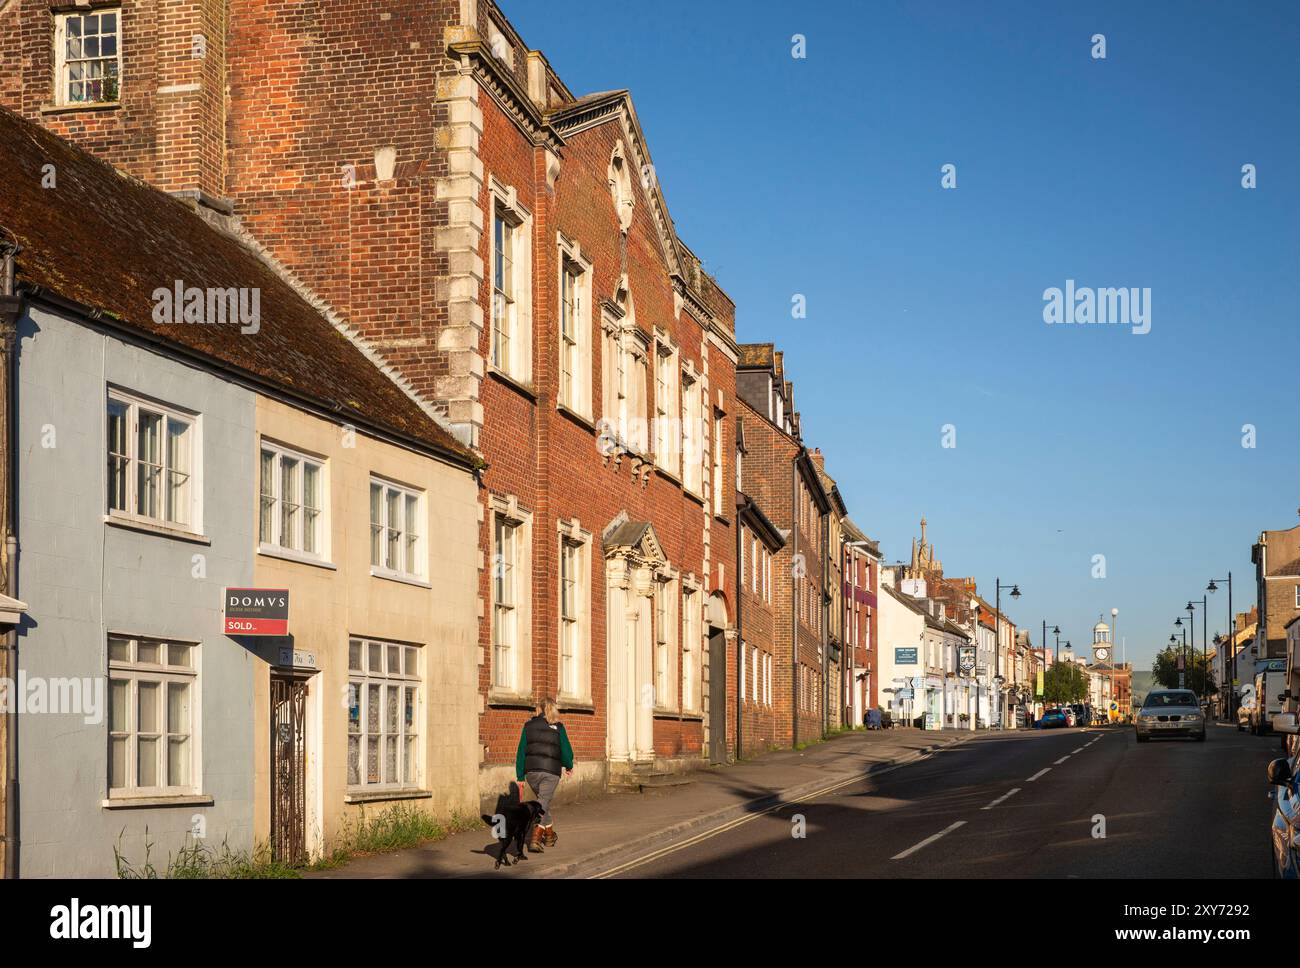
[
  {"xmin": 1251, "ymin": 665, "xmax": 1288, "ymax": 736},
  {"xmin": 1135, "ymin": 689, "xmax": 1206, "ymax": 742},
  {"xmin": 1070, "ymin": 703, "xmax": 1090, "ymax": 727},
  {"xmin": 1037, "ymin": 708, "xmax": 1068, "ymax": 729},
  {"xmin": 1061, "ymin": 707, "xmax": 1076, "ymax": 727},
  {"xmin": 1266, "ymin": 753, "xmax": 1299, "ymax": 878}
]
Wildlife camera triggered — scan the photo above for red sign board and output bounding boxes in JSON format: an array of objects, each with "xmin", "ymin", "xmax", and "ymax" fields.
[{"xmin": 224, "ymin": 588, "xmax": 289, "ymax": 636}]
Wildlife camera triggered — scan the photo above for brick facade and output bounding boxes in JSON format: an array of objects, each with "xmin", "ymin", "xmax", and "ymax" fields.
[
  {"xmin": 4, "ymin": 0, "xmax": 740, "ymax": 807},
  {"xmin": 1253, "ymin": 525, "xmax": 1300, "ymax": 661},
  {"xmin": 737, "ymin": 345, "xmax": 829, "ymax": 747}
]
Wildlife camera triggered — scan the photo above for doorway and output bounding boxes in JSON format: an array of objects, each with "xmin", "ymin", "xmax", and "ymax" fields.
[{"xmin": 270, "ymin": 673, "xmax": 308, "ymax": 865}]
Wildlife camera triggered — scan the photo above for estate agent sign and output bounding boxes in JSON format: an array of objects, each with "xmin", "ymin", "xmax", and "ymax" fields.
[{"xmin": 223, "ymin": 588, "xmax": 289, "ymax": 636}]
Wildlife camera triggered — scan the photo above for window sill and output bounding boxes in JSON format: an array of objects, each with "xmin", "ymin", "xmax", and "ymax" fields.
[
  {"xmin": 683, "ymin": 489, "xmax": 705, "ymax": 507},
  {"xmin": 344, "ymin": 788, "xmax": 432, "ymax": 805},
  {"xmin": 487, "ymin": 366, "xmax": 537, "ymax": 401},
  {"xmin": 556, "ymin": 402, "xmax": 596, "ymax": 433},
  {"xmin": 654, "ymin": 466, "xmax": 682, "ymax": 487},
  {"xmin": 557, "ymin": 697, "xmax": 595, "ymax": 713},
  {"xmin": 714, "ymin": 512, "xmax": 731, "ymax": 526},
  {"xmin": 103, "ymin": 793, "xmax": 213, "ymax": 810},
  {"xmin": 258, "ymin": 545, "xmax": 337, "ymax": 571},
  {"xmin": 105, "ymin": 515, "xmax": 210, "ymax": 545},
  {"xmin": 41, "ymin": 100, "xmax": 122, "ymax": 115},
  {"xmin": 370, "ymin": 567, "xmax": 431, "ymax": 589},
  {"xmin": 488, "ymin": 689, "xmax": 535, "ymax": 709}
]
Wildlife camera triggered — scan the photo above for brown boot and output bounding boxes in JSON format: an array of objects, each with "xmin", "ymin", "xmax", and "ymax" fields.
[
  {"xmin": 542, "ymin": 824, "xmax": 557, "ymax": 847},
  {"xmin": 528, "ymin": 824, "xmax": 545, "ymax": 852}
]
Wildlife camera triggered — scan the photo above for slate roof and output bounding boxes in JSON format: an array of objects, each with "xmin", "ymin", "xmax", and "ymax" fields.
[{"xmin": 0, "ymin": 105, "xmax": 475, "ymax": 465}]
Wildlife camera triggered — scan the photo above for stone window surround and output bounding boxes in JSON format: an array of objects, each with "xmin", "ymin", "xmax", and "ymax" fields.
[
  {"xmin": 488, "ymin": 493, "xmax": 533, "ymax": 705},
  {"xmin": 487, "ymin": 175, "xmax": 533, "ymax": 387},
  {"xmin": 556, "ymin": 232, "xmax": 593, "ymax": 421},
  {"xmin": 681, "ymin": 573, "xmax": 704, "ymax": 714},
  {"xmin": 556, "ymin": 516, "xmax": 593, "ymax": 705}
]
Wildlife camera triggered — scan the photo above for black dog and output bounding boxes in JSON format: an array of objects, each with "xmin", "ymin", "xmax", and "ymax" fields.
[{"xmin": 482, "ymin": 800, "xmax": 545, "ymax": 869}]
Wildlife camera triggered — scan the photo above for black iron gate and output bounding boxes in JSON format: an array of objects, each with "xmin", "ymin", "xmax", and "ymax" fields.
[
  {"xmin": 270, "ymin": 674, "xmax": 307, "ymax": 865},
  {"xmin": 708, "ymin": 627, "xmax": 727, "ymax": 763}
]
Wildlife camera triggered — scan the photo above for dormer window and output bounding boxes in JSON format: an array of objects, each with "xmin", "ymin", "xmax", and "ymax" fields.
[{"xmin": 54, "ymin": 9, "xmax": 121, "ymax": 105}]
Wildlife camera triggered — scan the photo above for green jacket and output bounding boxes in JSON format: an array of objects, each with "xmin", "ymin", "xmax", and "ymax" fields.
[{"xmin": 516, "ymin": 720, "xmax": 574, "ymax": 781}]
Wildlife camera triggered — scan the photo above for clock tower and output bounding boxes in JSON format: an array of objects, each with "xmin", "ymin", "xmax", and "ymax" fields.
[{"xmin": 1092, "ymin": 617, "xmax": 1112, "ymax": 663}]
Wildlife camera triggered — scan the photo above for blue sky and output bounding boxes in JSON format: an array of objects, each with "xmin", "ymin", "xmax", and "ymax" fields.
[{"xmin": 506, "ymin": 0, "xmax": 1300, "ymax": 672}]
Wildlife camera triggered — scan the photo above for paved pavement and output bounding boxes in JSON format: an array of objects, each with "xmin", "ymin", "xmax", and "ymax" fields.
[
  {"xmin": 306, "ymin": 726, "xmax": 973, "ymax": 878},
  {"xmin": 597, "ymin": 722, "xmax": 1279, "ymax": 878}
]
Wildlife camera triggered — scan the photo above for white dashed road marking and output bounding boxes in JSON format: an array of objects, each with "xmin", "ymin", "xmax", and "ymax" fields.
[
  {"xmin": 891, "ymin": 821, "xmax": 967, "ymax": 860},
  {"xmin": 982, "ymin": 788, "xmax": 1020, "ymax": 810},
  {"xmin": 1027, "ymin": 768, "xmax": 1051, "ymax": 782},
  {"xmin": 1054, "ymin": 755, "xmax": 1070, "ymax": 765}
]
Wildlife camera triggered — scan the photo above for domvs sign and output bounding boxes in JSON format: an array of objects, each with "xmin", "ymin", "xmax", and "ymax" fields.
[{"xmin": 223, "ymin": 588, "xmax": 289, "ymax": 636}]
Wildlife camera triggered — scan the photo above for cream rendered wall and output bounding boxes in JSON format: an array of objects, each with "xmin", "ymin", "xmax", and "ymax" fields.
[{"xmin": 250, "ymin": 395, "xmax": 479, "ymax": 854}]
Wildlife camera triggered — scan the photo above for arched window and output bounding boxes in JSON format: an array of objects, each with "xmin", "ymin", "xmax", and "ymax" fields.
[{"xmin": 608, "ymin": 142, "xmax": 635, "ymax": 234}]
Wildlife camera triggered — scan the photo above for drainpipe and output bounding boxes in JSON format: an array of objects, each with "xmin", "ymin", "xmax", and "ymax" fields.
[
  {"xmin": 734, "ymin": 502, "xmax": 743, "ymax": 762},
  {"xmin": 822, "ymin": 507, "xmax": 829, "ymax": 737},
  {"xmin": 790, "ymin": 455, "xmax": 798, "ymax": 749},
  {"xmin": 1, "ymin": 235, "xmax": 21, "ymax": 880}
]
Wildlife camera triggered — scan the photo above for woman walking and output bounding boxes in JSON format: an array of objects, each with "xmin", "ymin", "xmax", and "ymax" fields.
[{"xmin": 514, "ymin": 700, "xmax": 574, "ymax": 850}]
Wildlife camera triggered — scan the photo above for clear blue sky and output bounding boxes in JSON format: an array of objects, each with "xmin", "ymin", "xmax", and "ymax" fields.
[{"xmin": 506, "ymin": 0, "xmax": 1300, "ymax": 673}]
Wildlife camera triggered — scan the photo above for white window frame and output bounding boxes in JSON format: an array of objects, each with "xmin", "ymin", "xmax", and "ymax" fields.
[
  {"xmin": 490, "ymin": 496, "xmax": 533, "ymax": 699},
  {"xmin": 557, "ymin": 520, "xmax": 592, "ymax": 703},
  {"xmin": 681, "ymin": 369, "xmax": 702, "ymax": 494},
  {"xmin": 107, "ymin": 634, "xmax": 200, "ymax": 799},
  {"xmin": 654, "ymin": 333, "xmax": 679, "ymax": 475},
  {"xmin": 369, "ymin": 476, "xmax": 425, "ymax": 583},
  {"xmin": 557, "ymin": 235, "xmax": 593, "ymax": 419},
  {"xmin": 712, "ymin": 408, "xmax": 725, "ymax": 515},
  {"xmin": 53, "ymin": 8, "xmax": 122, "ymax": 106},
  {"xmin": 488, "ymin": 177, "xmax": 533, "ymax": 384},
  {"xmin": 682, "ymin": 582, "xmax": 702, "ymax": 713},
  {"xmin": 654, "ymin": 574, "xmax": 679, "ymax": 710},
  {"xmin": 347, "ymin": 637, "xmax": 422, "ymax": 791},
  {"xmin": 106, "ymin": 387, "xmax": 202, "ymax": 535},
  {"xmin": 259, "ymin": 440, "xmax": 329, "ymax": 564},
  {"xmin": 1295, "ymin": 584, "xmax": 1300, "ymax": 609}
]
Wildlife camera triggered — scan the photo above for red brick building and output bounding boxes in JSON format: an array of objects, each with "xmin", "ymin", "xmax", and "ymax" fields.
[
  {"xmin": 842, "ymin": 517, "xmax": 881, "ymax": 725},
  {"xmin": 3, "ymin": 0, "xmax": 741, "ymax": 804},
  {"xmin": 735, "ymin": 484, "xmax": 785, "ymax": 757},
  {"xmin": 736, "ymin": 344, "xmax": 829, "ymax": 747}
]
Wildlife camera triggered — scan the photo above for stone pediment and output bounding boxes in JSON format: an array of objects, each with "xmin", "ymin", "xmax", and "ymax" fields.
[{"xmin": 602, "ymin": 518, "xmax": 665, "ymax": 565}]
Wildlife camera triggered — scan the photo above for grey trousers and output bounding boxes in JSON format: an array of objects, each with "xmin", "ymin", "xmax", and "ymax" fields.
[{"xmin": 525, "ymin": 770, "xmax": 560, "ymax": 826}]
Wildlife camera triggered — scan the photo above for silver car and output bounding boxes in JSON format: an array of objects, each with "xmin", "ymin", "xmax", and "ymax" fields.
[{"xmin": 1135, "ymin": 689, "xmax": 1206, "ymax": 742}]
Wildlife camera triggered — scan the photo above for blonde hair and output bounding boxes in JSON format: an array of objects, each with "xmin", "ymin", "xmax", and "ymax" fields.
[{"xmin": 537, "ymin": 699, "xmax": 559, "ymax": 723}]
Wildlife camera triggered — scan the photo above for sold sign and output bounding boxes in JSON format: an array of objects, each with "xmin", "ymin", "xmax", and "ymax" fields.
[{"xmin": 223, "ymin": 588, "xmax": 289, "ymax": 636}]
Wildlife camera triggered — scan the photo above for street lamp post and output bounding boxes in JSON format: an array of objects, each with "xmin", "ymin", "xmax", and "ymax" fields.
[
  {"xmin": 1110, "ymin": 607, "xmax": 1118, "ymax": 721},
  {"xmin": 1187, "ymin": 598, "xmax": 1207, "ymax": 699},
  {"xmin": 1208, "ymin": 575, "xmax": 1234, "ymax": 716},
  {"xmin": 992, "ymin": 579, "xmax": 1020, "ymax": 729},
  {"xmin": 1173, "ymin": 621, "xmax": 1188, "ymax": 688}
]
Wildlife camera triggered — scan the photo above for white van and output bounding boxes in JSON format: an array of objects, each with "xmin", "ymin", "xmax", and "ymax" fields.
[{"xmin": 1250, "ymin": 660, "xmax": 1287, "ymax": 735}]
